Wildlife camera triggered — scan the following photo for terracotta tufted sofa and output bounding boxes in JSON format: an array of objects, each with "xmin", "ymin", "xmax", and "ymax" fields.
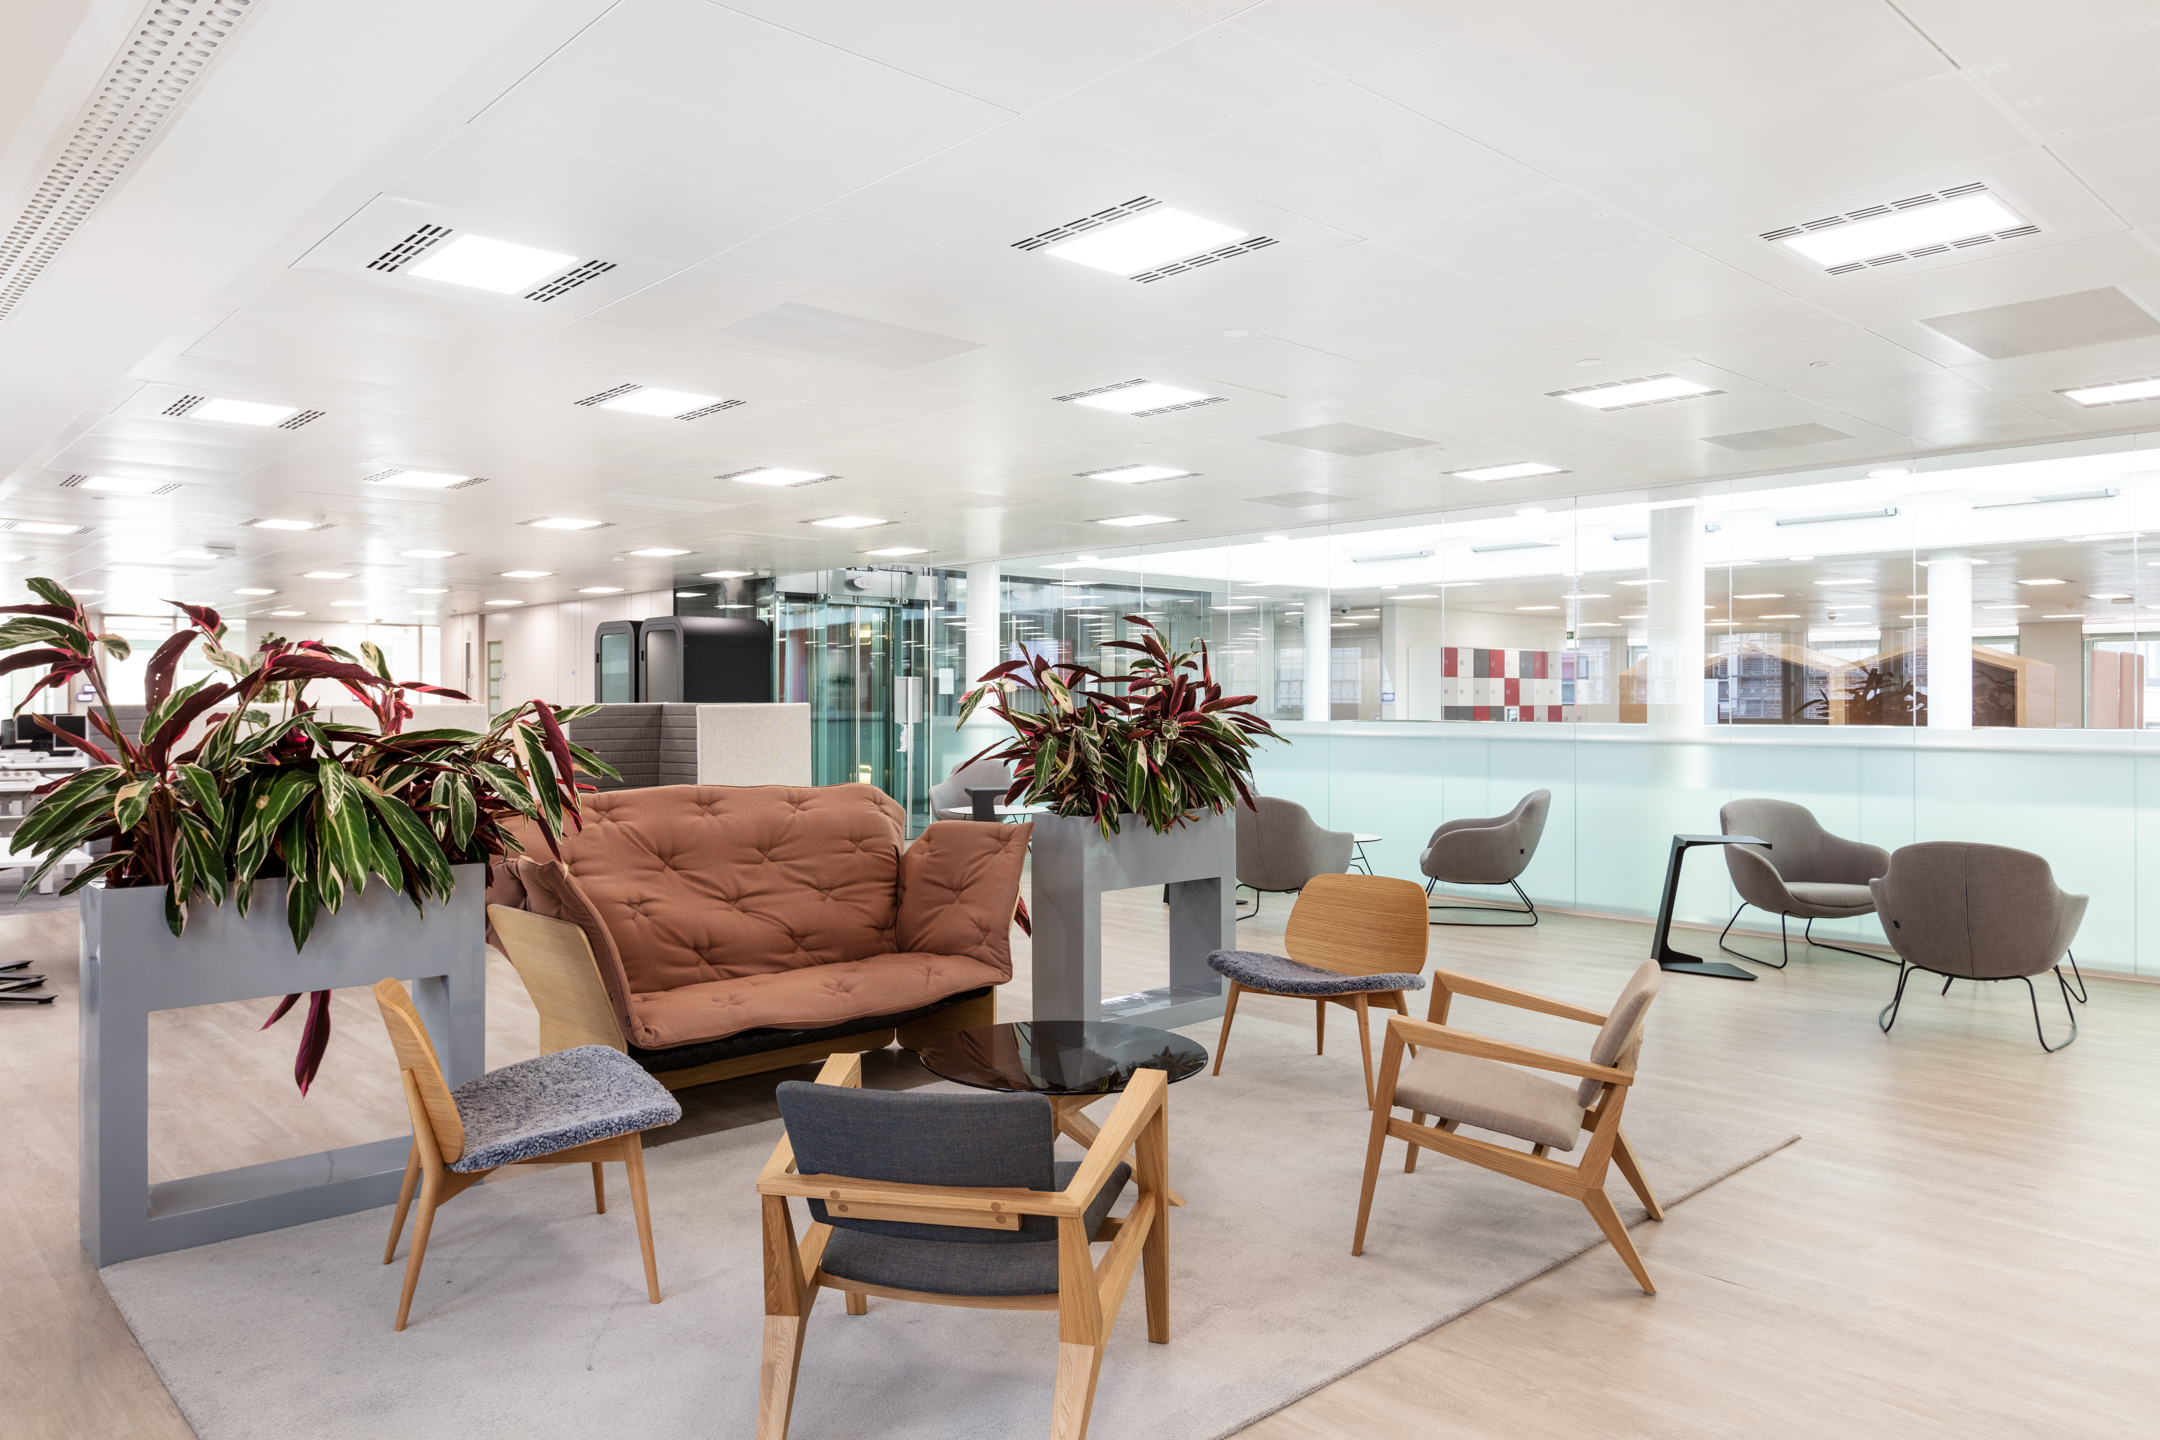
[{"xmin": 486, "ymin": 783, "xmax": 1030, "ymax": 1090}]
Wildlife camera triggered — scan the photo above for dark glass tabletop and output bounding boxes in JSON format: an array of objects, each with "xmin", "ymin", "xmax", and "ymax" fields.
[{"xmin": 916, "ymin": 1021, "xmax": 1208, "ymax": 1097}]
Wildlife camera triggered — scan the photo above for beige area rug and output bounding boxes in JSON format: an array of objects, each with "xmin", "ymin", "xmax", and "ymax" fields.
[{"xmin": 101, "ymin": 1014, "xmax": 1796, "ymax": 1440}]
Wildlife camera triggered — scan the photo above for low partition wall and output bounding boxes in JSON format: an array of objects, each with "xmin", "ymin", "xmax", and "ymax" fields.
[{"xmin": 1252, "ymin": 721, "xmax": 2160, "ymax": 976}]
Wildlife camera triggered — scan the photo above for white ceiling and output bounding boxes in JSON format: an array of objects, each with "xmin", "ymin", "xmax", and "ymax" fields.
[{"xmin": 7, "ymin": 0, "xmax": 2160, "ymax": 621}]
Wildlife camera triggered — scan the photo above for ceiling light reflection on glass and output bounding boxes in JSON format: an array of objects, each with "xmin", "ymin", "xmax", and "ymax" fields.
[
  {"xmin": 1096, "ymin": 514, "xmax": 1177, "ymax": 527},
  {"xmin": 80, "ymin": 476, "xmax": 170, "ymax": 495},
  {"xmin": 526, "ymin": 517, "xmax": 606, "ymax": 531},
  {"xmin": 401, "ymin": 549, "xmax": 460, "ymax": 559},
  {"xmin": 630, "ymin": 548, "xmax": 690, "ymax": 557},
  {"xmin": 1068, "ymin": 381, "xmax": 1212, "ymax": 415},
  {"xmin": 1553, "ymin": 375, "xmax": 1718, "ymax": 409},
  {"xmin": 371, "ymin": 470, "xmax": 473, "ymax": 490},
  {"xmin": 729, "ymin": 468, "xmax": 830, "ymax": 487}
]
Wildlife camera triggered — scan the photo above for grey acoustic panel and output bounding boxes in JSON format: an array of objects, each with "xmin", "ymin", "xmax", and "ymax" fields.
[
  {"xmin": 1246, "ymin": 490, "xmax": 1366, "ymax": 508},
  {"xmin": 1700, "ymin": 423, "xmax": 1854, "ymax": 451},
  {"xmin": 567, "ymin": 705, "xmax": 665, "ymax": 790},
  {"xmin": 705, "ymin": 302, "xmax": 982, "ymax": 371},
  {"xmin": 1919, "ymin": 287, "xmax": 2160, "ymax": 360},
  {"xmin": 1257, "ymin": 423, "xmax": 1439, "ymax": 456}
]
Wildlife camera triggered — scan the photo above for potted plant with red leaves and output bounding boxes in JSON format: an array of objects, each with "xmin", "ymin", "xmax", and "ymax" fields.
[
  {"xmin": 2, "ymin": 577, "xmax": 615, "ymax": 1092},
  {"xmin": 957, "ymin": 614, "xmax": 1279, "ymax": 837}
]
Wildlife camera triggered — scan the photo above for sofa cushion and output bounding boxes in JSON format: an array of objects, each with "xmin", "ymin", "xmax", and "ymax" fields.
[
  {"xmin": 627, "ymin": 952, "xmax": 1009, "ymax": 1049},
  {"xmin": 629, "ymin": 987, "xmax": 991, "ymax": 1074},
  {"xmin": 553, "ymin": 783, "xmax": 908, "ymax": 994},
  {"xmin": 896, "ymin": 820, "xmax": 1031, "ymax": 977}
]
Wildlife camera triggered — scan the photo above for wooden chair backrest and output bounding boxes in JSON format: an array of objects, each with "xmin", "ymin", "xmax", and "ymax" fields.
[
  {"xmin": 488, "ymin": 905, "xmax": 627, "ymax": 1055},
  {"xmin": 1285, "ymin": 872, "xmax": 1432, "ymax": 978},
  {"xmin": 371, "ymin": 978, "xmax": 465, "ymax": 1164}
]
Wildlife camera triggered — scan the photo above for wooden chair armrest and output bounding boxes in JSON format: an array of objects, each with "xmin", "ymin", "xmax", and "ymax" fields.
[
  {"xmin": 758, "ymin": 1050, "xmax": 866, "ymax": 1181},
  {"xmin": 1061, "ymin": 1069, "xmax": 1167, "ymax": 1208},
  {"xmin": 1428, "ymin": 967, "xmax": 1608, "ymax": 1025},
  {"xmin": 1384, "ymin": 1014, "xmax": 1631, "ymax": 1088},
  {"xmin": 757, "ymin": 1171, "xmax": 1076, "ymax": 1221}
]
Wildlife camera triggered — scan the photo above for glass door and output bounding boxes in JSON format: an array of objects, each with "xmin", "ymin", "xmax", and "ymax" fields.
[{"xmin": 775, "ymin": 597, "xmax": 932, "ymax": 831}]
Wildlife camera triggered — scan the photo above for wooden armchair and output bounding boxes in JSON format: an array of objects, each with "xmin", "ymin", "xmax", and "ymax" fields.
[
  {"xmin": 754, "ymin": 1053, "xmax": 1171, "ymax": 1440},
  {"xmin": 1352, "ymin": 961, "xmax": 1666, "ymax": 1293}
]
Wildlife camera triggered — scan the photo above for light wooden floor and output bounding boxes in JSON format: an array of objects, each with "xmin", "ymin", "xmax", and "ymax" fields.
[{"xmin": 5, "ymin": 892, "xmax": 2157, "ymax": 1439}]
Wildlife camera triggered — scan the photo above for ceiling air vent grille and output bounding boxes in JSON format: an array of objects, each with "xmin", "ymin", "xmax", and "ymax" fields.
[
  {"xmin": 59, "ymin": 474, "xmax": 87, "ymax": 487},
  {"xmin": 525, "ymin": 259, "xmax": 616, "ymax": 302},
  {"xmin": 277, "ymin": 410, "xmax": 325, "ymax": 430},
  {"xmin": 576, "ymin": 384, "xmax": 642, "ymax": 407},
  {"xmin": 1761, "ymin": 184, "xmax": 2035, "ymax": 275},
  {"xmin": 368, "ymin": 224, "xmax": 450, "ymax": 274},
  {"xmin": 163, "ymin": 395, "xmax": 207, "ymax": 418},
  {"xmin": 0, "ymin": 1, "xmax": 264, "ymax": 326},
  {"xmin": 675, "ymin": 399, "xmax": 745, "ymax": 420},
  {"xmin": 717, "ymin": 468, "xmax": 831, "ymax": 487},
  {"xmin": 1011, "ymin": 196, "xmax": 1161, "ymax": 252},
  {"xmin": 1129, "ymin": 236, "xmax": 1278, "ymax": 283}
]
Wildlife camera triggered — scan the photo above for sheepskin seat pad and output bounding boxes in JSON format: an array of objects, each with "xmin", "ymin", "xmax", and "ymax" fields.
[
  {"xmin": 447, "ymin": 1045, "xmax": 682, "ymax": 1172},
  {"xmin": 1206, "ymin": 948, "xmax": 1427, "ymax": 998}
]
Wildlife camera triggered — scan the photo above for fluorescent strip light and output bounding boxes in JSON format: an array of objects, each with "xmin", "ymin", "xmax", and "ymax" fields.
[
  {"xmin": 407, "ymin": 587, "xmax": 448, "ymax": 595},
  {"xmin": 1095, "ymin": 515, "xmax": 1176, "ymax": 527},
  {"xmin": 866, "ymin": 546, "xmax": 928, "ymax": 557},
  {"xmin": 1579, "ymin": 621, "xmax": 1621, "ymax": 627},
  {"xmin": 2061, "ymin": 376, "xmax": 2160, "ymax": 407},
  {"xmin": 370, "ymin": 470, "xmax": 472, "ymax": 490},
  {"xmin": 302, "ymin": 570, "xmax": 352, "ymax": 579},
  {"xmin": 234, "ymin": 587, "xmax": 276, "ymax": 596},
  {"xmin": 1735, "ymin": 593, "xmax": 1785, "ymax": 599},
  {"xmin": 1043, "ymin": 208, "xmax": 1246, "ymax": 276},
  {"xmin": 729, "ymin": 468, "xmax": 829, "ymax": 487},
  {"xmin": 268, "ymin": 609, "xmax": 305, "ymax": 617},
  {"xmin": 2018, "ymin": 578, "xmax": 2066, "ymax": 586},
  {"xmin": 810, "ymin": 516, "xmax": 887, "ymax": 529},
  {"xmin": 1554, "ymin": 375, "xmax": 1717, "ymax": 409},
  {"xmin": 407, "ymin": 234, "xmax": 575, "ymax": 294},
  {"xmin": 1982, "ymin": 604, "xmax": 2029, "ymax": 610},
  {"xmin": 194, "ymin": 398, "xmax": 298, "ymax": 426},
  {"xmin": 630, "ymin": 548, "xmax": 690, "ymax": 557},
  {"xmin": 330, "ymin": 601, "xmax": 367, "ymax": 608},
  {"xmin": 1451, "ymin": 462, "xmax": 1565, "ymax": 481},
  {"xmin": 701, "ymin": 569, "xmax": 752, "ymax": 578},
  {"xmin": 1759, "ymin": 614, "xmax": 1801, "ymax": 619},
  {"xmin": 499, "ymin": 570, "xmax": 552, "ymax": 579},
  {"xmin": 249, "ymin": 518, "xmax": 314, "ymax": 530},
  {"xmin": 484, "ymin": 599, "xmax": 523, "ymax": 607},
  {"xmin": 2041, "ymin": 613, "xmax": 2087, "ymax": 619},
  {"xmin": 1081, "ymin": 465, "xmax": 1192, "ymax": 483},
  {"xmin": 1070, "ymin": 382, "xmax": 1210, "ymax": 414},
  {"xmin": 580, "ymin": 586, "xmax": 624, "ymax": 594},
  {"xmin": 80, "ymin": 476, "xmax": 168, "ymax": 494},
  {"xmin": 1471, "ymin": 540, "xmax": 1558, "ymax": 553},
  {"xmin": 1780, "ymin": 193, "xmax": 2023, "ymax": 267},
  {"xmin": 1775, "ymin": 508, "xmax": 1899, "ymax": 526},
  {"xmin": 599, "ymin": 388, "xmax": 723, "ymax": 418},
  {"xmin": 1350, "ymin": 550, "xmax": 1434, "ymax": 564},
  {"xmin": 13, "ymin": 521, "xmax": 85, "ymax": 535},
  {"xmin": 527, "ymin": 517, "xmax": 606, "ymax": 530},
  {"xmin": 1971, "ymin": 488, "xmax": 2118, "ymax": 509},
  {"xmin": 1516, "ymin": 605, "xmax": 1560, "ymax": 611},
  {"xmin": 401, "ymin": 549, "xmax": 460, "ymax": 559}
]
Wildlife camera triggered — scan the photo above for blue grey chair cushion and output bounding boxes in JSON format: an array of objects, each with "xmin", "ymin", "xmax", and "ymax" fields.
[
  {"xmin": 1207, "ymin": 949, "xmax": 1426, "ymax": 997},
  {"xmin": 446, "ymin": 1045, "xmax": 682, "ymax": 1173},
  {"xmin": 816, "ymin": 1158, "xmax": 1131, "ymax": 1298},
  {"xmin": 778, "ymin": 1085, "xmax": 1064, "ymax": 1242}
]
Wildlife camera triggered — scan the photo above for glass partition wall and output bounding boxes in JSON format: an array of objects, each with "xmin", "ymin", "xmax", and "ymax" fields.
[{"xmin": 984, "ymin": 432, "xmax": 2160, "ymax": 974}]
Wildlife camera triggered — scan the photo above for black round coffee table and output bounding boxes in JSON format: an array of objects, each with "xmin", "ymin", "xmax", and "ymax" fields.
[{"xmin": 916, "ymin": 1020, "xmax": 1206, "ymax": 1206}]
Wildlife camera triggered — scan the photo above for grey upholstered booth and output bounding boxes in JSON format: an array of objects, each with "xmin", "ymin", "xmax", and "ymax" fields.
[
  {"xmin": 1418, "ymin": 789, "xmax": 1550, "ymax": 926},
  {"xmin": 1717, "ymin": 799, "xmax": 1891, "ymax": 968},
  {"xmin": 1870, "ymin": 841, "xmax": 2090, "ymax": 1051},
  {"xmin": 931, "ymin": 758, "xmax": 1014, "ymax": 820},
  {"xmin": 1235, "ymin": 795, "xmax": 1355, "ymax": 918}
]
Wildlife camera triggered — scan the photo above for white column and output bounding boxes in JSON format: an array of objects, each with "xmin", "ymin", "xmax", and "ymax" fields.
[
  {"xmin": 964, "ymin": 561, "xmax": 1001, "ymax": 688},
  {"xmin": 1646, "ymin": 501, "xmax": 1706, "ymax": 728},
  {"xmin": 1927, "ymin": 555, "xmax": 1972, "ymax": 729},
  {"xmin": 1303, "ymin": 588, "xmax": 1331, "ymax": 721}
]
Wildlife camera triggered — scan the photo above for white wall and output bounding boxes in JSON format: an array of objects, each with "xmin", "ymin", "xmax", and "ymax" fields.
[
  {"xmin": 474, "ymin": 591, "xmax": 672, "ymax": 711},
  {"xmin": 1386, "ymin": 605, "xmax": 1560, "ymax": 720}
]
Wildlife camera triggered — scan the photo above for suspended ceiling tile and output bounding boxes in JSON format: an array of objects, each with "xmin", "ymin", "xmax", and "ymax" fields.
[
  {"xmin": 1387, "ymin": 189, "xmax": 1662, "ymax": 280},
  {"xmin": 712, "ymin": 217, "xmax": 923, "ymax": 290},
  {"xmin": 1629, "ymin": 300, "xmax": 1860, "ymax": 356},
  {"xmin": 1965, "ymin": 20, "xmax": 2160, "ymax": 138},
  {"xmin": 698, "ymin": 302, "xmax": 984, "ymax": 375},
  {"xmin": 1500, "ymin": 240, "xmax": 1817, "ymax": 334},
  {"xmin": 1699, "ymin": 328, "xmax": 1944, "ymax": 396},
  {"xmin": 1283, "ymin": 287, "xmax": 1610, "ymax": 376},
  {"xmin": 1895, "ymin": 0, "xmax": 2160, "ymax": 65},
  {"xmin": 1033, "ymin": 24, "xmax": 1333, "ymax": 155},
  {"xmin": 1919, "ymin": 287, "xmax": 2160, "ymax": 360},
  {"xmin": 1176, "ymin": 336, "xmax": 1403, "ymax": 400},
  {"xmin": 2053, "ymin": 119, "xmax": 2160, "ymax": 229},
  {"xmin": 812, "ymin": 121, "xmax": 1132, "ymax": 247},
  {"xmin": 1258, "ymin": 422, "xmax": 1441, "ymax": 457},
  {"xmin": 1230, "ymin": 0, "xmax": 1546, "ymax": 78},
  {"xmin": 591, "ymin": 265, "xmax": 805, "ymax": 346},
  {"xmin": 1157, "ymin": 83, "xmax": 1548, "ymax": 237},
  {"xmin": 1147, "ymin": 241, "xmax": 1467, "ymax": 332}
]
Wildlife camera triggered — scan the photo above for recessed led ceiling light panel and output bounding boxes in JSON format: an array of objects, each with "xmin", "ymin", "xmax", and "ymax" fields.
[
  {"xmin": 2059, "ymin": 376, "xmax": 2160, "ymax": 407},
  {"xmin": 1095, "ymin": 515, "xmax": 1177, "ymax": 527},
  {"xmin": 597, "ymin": 387, "xmax": 723, "ymax": 418},
  {"xmin": 1043, "ymin": 208, "xmax": 1247, "ymax": 276},
  {"xmin": 1080, "ymin": 465, "xmax": 1192, "ymax": 483},
  {"xmin": 194, "ymin": 398, "xmax": 299, "ymax": 426},
  {"xmin": 2018, "ymin": 578, "xmax": 2066, "ymax": 586},
  {"xmin": 726, "ymin": 467, "xmax": 831, "ymax": 487},
  {"xmin": 1775, "ymin": 191, "xmax": 2026, "ymax": 270},
  {"xmin": 10, "ymin": 521, "xmax": 87, "ymax": 535},
  {"xmin": 701, "ymin": 569, "xmax": 753, "ymax": 578},
  {"xmin": 866, "ymin": 546, "xmax": 928, "ymax": 557},
  {"xmin": 268, "ymin": 608, "xmax": 305, "ymax": 617},
  {"xmin": 808, "ymin": 516, "xmax": 887, "ymax": 529},
  {"xmin": 499, "ymin": 570, "xmax": 552, "ymax": 579},
  {"xmin": 406, "ymin": 234, "xmax": 575, "ymax": 294},
  {"xmin": 1452, "ymin": 462, "xmax": 1567, "ymax": 481},
  {"xmin": 1735, "ymin": 593, "xmax": 1785, "ymax": 599},
  {"xmin": 249, "ymin": 518, "xmax": 314, "ymax": 530},
  {"xmin": 234, "ymin": 587, "xmax": 276, "ymax": 596},
  {"xmin": 370, "ymin": 469, "xmax": 474, "ymax": 490},
  {"xmin": 630, "ymin": 547, "xmax": 690, "ymax": 557},
  {"xmin": 79, "ymin": 475, "xmax": 170, "ymax": 494},
  {"xmin": 1060, "ymin": 380, "xmax": 1217, "ymax": 415},
  {"xmin": 579, "ymin": 586, "xmax": 624, "ymax": 594},
  {"xmin": 525, "ymin": 517, "xmax": 606, "ymax": 530},
  {"xmin": 407, "ymin": 587, "xmax": 448, "ymax": 595},
  {"xmin": 1550, "ymin": 375, "xmax": 1720, "ymax": 410},
  {"xmin": 484, "ymin": 599, "xmax": 523, "ymax": 606},
  {"xmin": 302, "ymin": 570, "xmax": 352, "ymax": 579}
]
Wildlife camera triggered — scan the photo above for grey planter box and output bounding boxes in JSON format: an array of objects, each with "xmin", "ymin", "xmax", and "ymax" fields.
[
  {"xmin": 80, "ymin": 866, "xmax": 485, "ymax": 1265},
  {"xmin": 1028, "ymin": 811, "xmax": 1235, "ymax": 1029}
]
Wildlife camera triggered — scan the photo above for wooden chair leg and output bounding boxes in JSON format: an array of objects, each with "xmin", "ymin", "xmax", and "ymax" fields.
[
  {"xmin": 1211, "ymin": 982, "xmax": 1242, "ymax": 1077},
  {"xmin": 757, "ymin": 1313, "xmax": 810, "ymax": 1440},
  {"xmin": 591, "ymin": 1161, "xmax": 607, "ymax": 1215},
  {"xmin": 393, "ymin": 1172, "xmax": 442, "ymax": 1332},
  {"xmin": 1611, "ymin": 1125, "xmax": 1664, "ymax": 1221},
  {"xmin": 1314, "ymin": 998, "xmax": 1326, "ymax": 1055},
  {"xmin": 621, "ymin": 1133, "xmax": 661, "ymax": 1304},
  {"xmin": 1581, "ymin": 1187, "xmax": 1656, "ymax": 1295},
  {"xmin": 844, "ymin": 1291, "xmax": 867, "ymax": 1316},
  {"xmin": 1138, "ymin": 1108, "xmax": 1170, "ymax": 1345},
  {"xmin": 1352, "ymin": 1107, "xmax": 1390, "ymax": 1257},
  {"xmin": 383, "ymin": 1144, "xmax": 420, "ymax": 1265},
  {"xmin": 1353, "ymin": 994, "xmax": 1375, "ymax": 1109},
  {"xmin": 1050, "ymin": 1341, "xmax": 1106, "ymax": 1440},
  {"xmin": 1404, "ymin": 1114, "xmax": 1423, "ymax": 1172}
]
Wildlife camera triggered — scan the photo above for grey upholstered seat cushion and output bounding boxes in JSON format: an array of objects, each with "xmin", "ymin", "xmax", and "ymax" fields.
[
  {"xmin": 1783, "ymin": 880, "xmax": 1875, "ymax": 913},
  {"xmin": 1207, "ymin": 948, "xmax": 1426, "ymax": 997},
  {"xmin": 447, "ymin": 1045, "xmax": 682, "ymax": 1173},
  {"xmin": 1870, "ymin": 841, "xmax": 2088, "ymax": 980},
  {"xmin": 817, "ymin": 1159, "xmax": 1131, "ymax": 1297},
  {"xmin": 1393, "ymin": 1049, "xmax": 1585, "ymax": 1151}
]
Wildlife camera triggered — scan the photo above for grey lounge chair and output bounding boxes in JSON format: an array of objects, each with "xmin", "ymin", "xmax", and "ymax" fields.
[
  {"xmin": 1235, "ymin": 796, "xmax": 1354, "ymax": 919},
  {"xmin": 1717, "ymin": 799, "xmax": 1891, "ymax": 969},
  {"xmin": 931, "ymin": 758, "xmax": 1014, "ymax": 820},
  {"xmin": 1871, "ymin": 842, "xmax": 2089, "ymax": 1051},
  {"xmin": 1419, "ymin": 789, "xmax": 1550, "ymax": 927}
]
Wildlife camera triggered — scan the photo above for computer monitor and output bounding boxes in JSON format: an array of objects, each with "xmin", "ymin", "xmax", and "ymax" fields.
[{"xmin": 28, "ymin": 714, "xmax": 87, "ymax": 752}]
